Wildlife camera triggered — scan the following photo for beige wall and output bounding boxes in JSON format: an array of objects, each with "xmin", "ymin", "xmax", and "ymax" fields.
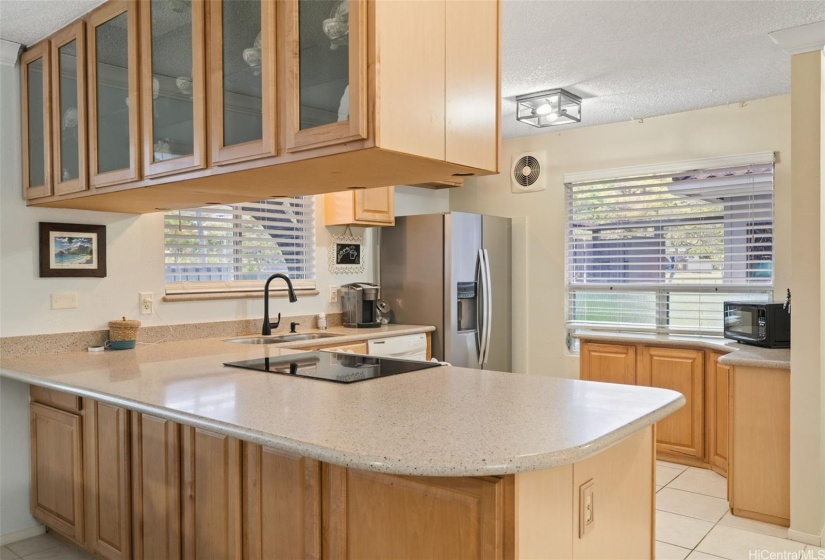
[{"xmin": 451, "ymin": 95, "xmax": 792, "ymax": 379}]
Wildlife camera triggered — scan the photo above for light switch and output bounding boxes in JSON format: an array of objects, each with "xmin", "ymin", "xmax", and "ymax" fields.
[{"xmin": 51, "ymin": 292, "xmax": 78, "ymax": 310}]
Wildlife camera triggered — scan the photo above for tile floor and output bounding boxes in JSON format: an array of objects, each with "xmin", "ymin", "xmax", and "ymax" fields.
[
  {"xmin": 656, "ymin": 460, "xmax": 825, "ymax": 560},
  {"xmin": 3, "ymin": 466, "xmax": 824, "ymax": 560}
]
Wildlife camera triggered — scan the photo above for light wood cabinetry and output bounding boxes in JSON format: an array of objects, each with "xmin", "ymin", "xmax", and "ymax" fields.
[
  {"xmin": 243, "ymin": 444, "xmax": 321, "ymax": 559},
  {"xmin": 29, "ymin": 400, "xmax": 84, "ymax": 545},
  {"xmin": 707, "ymin": 352, "xmax": 730, "ymax": 476},
  {"xmin": 84, "ymin": 400, "xmax": 131, "ymax": 560},
  {"xmin": 131, "ymin": 413, "xmax": 181, "ymax": 560},
  {"xmin": 50, "ymin": 21, "xmax": 87, "ymax": 195},
  {"xmin": 20, "ymin": 42, "xmax": 52, "ymax": 199},
  {"xmin": 325, "ymin": 187, "xmax": 395, "ymax": 227},
  {"xmin": 729, "ymin": 366, "xmax": 790, "ymax": 526},
  {"xmin": 323, "ymin": 464, "xmax": 505, "ymax": 559},
  {"xmin": 87, "ymin": 0, "xmax": 140, "ymax": 188},
  {"xmin": 579, "ymin": 342, "xmax": 636, "ymax": 385},
  {"xmin": 181, "ymin": 427, "xmax": 242, "ymax": 560},
  {"xmin": 309, "ymin": 340, "xmax": 369, "ymax": 354},
  {"xmin": 637, "ymin": 346, "xmax": 705, "ymax": 460},
  {"xmin": 21, "ymin": 0, "xmax": 500, "ymax": 214}
]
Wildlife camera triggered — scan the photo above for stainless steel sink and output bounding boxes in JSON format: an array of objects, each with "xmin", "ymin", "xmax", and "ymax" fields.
[{"xmin": 225, "ymin": 333, "xmax": 342, "ymax": 344}]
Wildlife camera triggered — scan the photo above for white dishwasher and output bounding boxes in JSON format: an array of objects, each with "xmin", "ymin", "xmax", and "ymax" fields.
[{"xmin": 367, "ymin": 333, "xmax": 428, "ymax": 361}]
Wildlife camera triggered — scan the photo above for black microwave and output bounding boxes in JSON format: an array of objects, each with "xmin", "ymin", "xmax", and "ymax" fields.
[{"xmin": 723, "ymin": 302, "xmax": 791, "ymax": 348}]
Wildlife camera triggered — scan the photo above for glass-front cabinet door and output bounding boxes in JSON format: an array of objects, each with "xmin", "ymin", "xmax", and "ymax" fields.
[
  {"xmin": 284, "ymin": 0, "xmax": 367, "ymax": 152},
  {"xmin": 88, "ymin": 0, "xmax": 140, "ymax": 188},
  {"xmin": 209, "ymin": 0, "xmax": 277, "ymax": 164},
  {"xmin": 21, "ymin": 42, "xmax": 52, "ymax": 199},
  {"xmin": 140, "ymin": 0, "xmax": 206, "ymax": 177},
  {"xmin": 51, "ymin": 22, "xmax": 87, "ymax": 195}
]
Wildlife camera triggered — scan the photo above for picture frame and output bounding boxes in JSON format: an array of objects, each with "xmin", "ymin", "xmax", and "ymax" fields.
[
  {"xmin": 39, "ymin": 222, "xmax": 107, "ymax": 278},
  {"xmin": 328, "ymin": 230, "xmax": 365, "ymax": 274}
]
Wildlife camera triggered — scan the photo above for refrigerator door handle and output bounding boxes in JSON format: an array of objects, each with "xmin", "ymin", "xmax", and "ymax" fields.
[
  {"xmin": 482, "ymin": 248, "xmax": 493, "ymax": 365},
  {"xmin": 477, "ymin": 249, "xmax": 488, "ymax": 365}
]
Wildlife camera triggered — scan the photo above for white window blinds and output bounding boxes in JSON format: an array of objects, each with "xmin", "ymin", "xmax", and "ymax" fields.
[
  {"xmin": 566, "ymin": 159, "xmax": 774, "ymax": 335},
  {"xmin": 165, "ymin": 198, "xmax": 315, "ymax": 294}
]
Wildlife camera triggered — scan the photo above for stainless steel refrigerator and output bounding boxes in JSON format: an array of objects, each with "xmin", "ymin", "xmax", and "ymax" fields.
[{"xmin": 379, "ymin": 212, "xmax": 512, "ymax": 372}]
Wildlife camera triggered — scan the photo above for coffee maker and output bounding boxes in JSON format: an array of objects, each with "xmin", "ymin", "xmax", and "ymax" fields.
[{"xmin": 341, "ymin": 283, "xmax": 382, "ymax": 328}]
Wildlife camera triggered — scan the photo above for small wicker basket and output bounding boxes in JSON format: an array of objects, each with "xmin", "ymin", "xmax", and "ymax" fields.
[{"xmin": 109, "ymin": 317, "xmax": 141, "ymax": 341}]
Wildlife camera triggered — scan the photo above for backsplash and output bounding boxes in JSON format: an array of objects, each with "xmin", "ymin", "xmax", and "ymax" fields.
[{"xmin": 0, "ymin": 313, "xmax": 343, "ymax": 358}]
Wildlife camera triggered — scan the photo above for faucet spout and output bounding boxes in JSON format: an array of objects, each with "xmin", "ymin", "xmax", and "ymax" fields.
[{"xmin": 262, "ymin": 274, "xmax": 298, "ymax": 335}]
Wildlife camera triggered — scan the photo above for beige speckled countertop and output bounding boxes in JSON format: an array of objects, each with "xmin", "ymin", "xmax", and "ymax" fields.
[
  {"xmin": 574, "ymin": 331, "xmax": 790, "ymax": 370},
  {"xmin": 1, "ymin": 325, "xmax": 684, "ymax": 477}
]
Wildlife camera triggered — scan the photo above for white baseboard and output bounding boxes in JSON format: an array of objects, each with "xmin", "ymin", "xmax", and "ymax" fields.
[
  {"xmin": 788, "ymin": 528, "xmax": 823, "ymax": 547},
  {"xmin": 0, "ymin": 524, "xmax": 46, "ymax": 546}
]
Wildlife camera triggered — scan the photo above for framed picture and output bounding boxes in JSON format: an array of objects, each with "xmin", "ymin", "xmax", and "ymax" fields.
[
  {"xmin": 328, "ymin": 230, "xmax": 365, "ymax": 274},
  {"xmin": 39, "ymin": 222, "xmax": 107, "ymax": 278}
]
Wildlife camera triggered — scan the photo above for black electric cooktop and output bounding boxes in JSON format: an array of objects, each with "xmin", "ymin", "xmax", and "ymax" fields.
[{"xmin": 224, "ymin": 351, "xmax": 439, "ymax": 384}]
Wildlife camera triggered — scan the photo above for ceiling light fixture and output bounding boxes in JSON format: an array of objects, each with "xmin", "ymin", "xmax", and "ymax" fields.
[{"xmin": 516, "ymin": 88, "xmax": 581, "ymax": 128}]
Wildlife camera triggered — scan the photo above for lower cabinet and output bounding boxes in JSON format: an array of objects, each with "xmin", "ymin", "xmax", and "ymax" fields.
[
  {"xmin": 707, "ymin": 352, "xmax": 730, "ymax": 476},
  {"xmin": 181, "ymin": 427, "xmax": 243, "ymax": 560},
  {"xmin": 30, "ymin": 400, "xmax": 85, "ymax": 545},
  {"xmin": 579, "ymin": 342, "xmax": 636, "ymax": 385},
  {"xmin": 637, "ymin": 346, "xmax": 705, "ymax": 460},
  {"xmin": 131, "ymin": 413, "xmax": 181, "ymax": 560}
]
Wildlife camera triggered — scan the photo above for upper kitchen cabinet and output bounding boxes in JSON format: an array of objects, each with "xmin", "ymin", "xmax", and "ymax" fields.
[
  {"xmin": 51, "ymin": 23, "xmax": 88, "ymax": 195},
  {"xmin": 140, "ymin": 0, "xmax": 206, "ymax": 177},
  {"xmin": 21, "ymin": 42, "xmax": 52, "ymax": 199},
  {"xmin": 209, "ymin": 0, "xmax": 277, "ymax": 164},
  {"xmin": 283, "ymin": 0, "xmax": 368, "ymax": 152},
  {"xmin": 88, "ymin": 0, "xmax": 140, "ymax": 188},
  {"xmin": 325, "ymin": 186, "xmax": 395, "ymax": 227}
]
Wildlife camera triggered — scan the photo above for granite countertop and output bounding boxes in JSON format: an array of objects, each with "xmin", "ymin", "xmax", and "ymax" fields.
[
  {"xmin": 0, "ymin": 326, "xmax": 684, "ymax": 477},
  {"xmin": 573, "ymin": 331, "xmax": 790, "ymax": 370}
]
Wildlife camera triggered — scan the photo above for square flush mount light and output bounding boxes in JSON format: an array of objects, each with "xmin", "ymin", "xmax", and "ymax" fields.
[{"xmin": 516, "ymin": 88, "xmax": 582, "ymax": 127}]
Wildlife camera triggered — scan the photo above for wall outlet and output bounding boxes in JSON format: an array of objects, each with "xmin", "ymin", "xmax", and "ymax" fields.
[
  {"xmin": 139, "ymin": 292, "xmax": 154, "ymax": 315},
  {"xmin": 51, "ymin": 292, "xmax": 78, "ymax": 310},
  {"xmin": 329, "ymin": 286, "xmax": 338, "ymax": 303},
  {"xmin": 579, "ymin": 479, "xmax": 595, "ymax": 538}
]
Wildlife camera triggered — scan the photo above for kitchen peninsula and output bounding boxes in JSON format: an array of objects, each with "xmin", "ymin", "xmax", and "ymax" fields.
[{"xmin": 1, "ymin": 337, "xmax": 683, "ymax": 559}]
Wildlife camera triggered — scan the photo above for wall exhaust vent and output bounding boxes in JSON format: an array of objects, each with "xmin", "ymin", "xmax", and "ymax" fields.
[{"xmin": 511, "ymin": 152, "xmax": 546, "ymax": 193}]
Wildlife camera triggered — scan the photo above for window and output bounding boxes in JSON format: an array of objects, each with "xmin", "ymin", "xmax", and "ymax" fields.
[
  {"xmin": 565, "ymin": 155, "xmax": 774, "ymax": 340},
  {"xmin": 164, "ymin": 197, "xmax": 315, "ymax": 294}
]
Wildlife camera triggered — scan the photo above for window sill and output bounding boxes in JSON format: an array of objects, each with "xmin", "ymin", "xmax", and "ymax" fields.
[{"xmin": 163, "ymin": 289, "xmax": 320, "ymax": 303}]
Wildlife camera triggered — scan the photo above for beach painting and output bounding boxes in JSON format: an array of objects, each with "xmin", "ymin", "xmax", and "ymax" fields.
[
  {"xmin": 50, "ymin": 232, "xmax": 97, "ymax": 269},
  {"xmin": 39, "ymin": 222, "xmax": 107, "ymax": 278}
]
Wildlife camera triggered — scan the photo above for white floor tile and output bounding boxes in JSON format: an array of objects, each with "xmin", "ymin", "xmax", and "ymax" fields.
[
  {"xmin": 658, "ymin": 465, "xmax": 685, "ymax": 487},
  {"xmin": 23, "ymin": 547, "xmax": 89, "ymax": 560},
  {"xmin": 685, "ymin": 552, "xmax": 729, "ymax": 560},
  {"xmin": 1, "ymin": 547, "xmax": 21, "ymax": 560},
  {"xmin": 656, "ymin": 510, "xmax": 715, "ymax": 549},
  {"xmin": 806, "ymin": 545, "xmax": 825, "ymax": 553},
  {"xmin": 667, "ymin": 467, "xmax": 728, "ymax": 499},
  {"xmin": 657, "ymin": 485, "xmax": 664, "ymax": 492},
  {"xmin": 656, "ymin": 540, "xmax": 692, "ymax": 560},
  {"xmin": 717, "ymin": 511, "xmax": 788, "ymax": 540},
  {"xmin": 657, "ymin": 487, "xmax": 730, "ymax": 522},
  {"xmin": 696, "ymin": 524, "xmax": 808, "ymax": 560},
  {"xmin": 6, "ymin": 535, "xmax": 61, "ymax": 558},
  {"xmin": 658, "ymin": 460, "xmax": 690, "ymax": 472}
]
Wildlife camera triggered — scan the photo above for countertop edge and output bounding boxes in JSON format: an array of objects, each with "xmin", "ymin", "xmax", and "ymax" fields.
[
  {"xmin": 574, "ymin": 332, "xmax": 790, "ymax": 370},
  {"xmin": 0, "ymin": 366, "xmax": 684, "ymax": 477}
]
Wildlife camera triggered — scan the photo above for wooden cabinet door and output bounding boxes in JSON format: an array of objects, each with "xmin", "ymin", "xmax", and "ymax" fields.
[
  {"xmin": 243, "ymin": 444, "xmax": 321, "ymax": 559},
  {"xmin": 30, "ymin": 402, "xmax": 84, "ymax": 545},
  {"xmin": 323, "ymin": 465, "xmax": 504, "ymax": 559},
  {"xmin": 85, "ymin": 400, "xmax": 131, "ymax": 560},
  {"xmin": 638, "ymin": 347, "xmax": 704, "ymax": 460},
  {"xmin": 139, "ymin": 0, "xmax": 206, "ymax": 177},
  {"xmin": 182, "ymin": 427, "xmax": 242, "ymax": 560},
  {"xmin": 131, "ymin": 413, "xmax": 181, "ymax": 560},
  {"xmin": 579, "ymin": 342, "xmax": 636, "ymax": 385},
  {"xmin": 354, "ymin": 187, "xmax": 395, "ymax": 225},
  {"xmin": 51, "ymin": 21, "xmax": 87, "ymax": 195},
  {"xmin": 707, "ymin": 352, "xmax": 730, "ymax": 476},
  {"xmin": 208, "ymin": 0, "xmax": 278, "ymax": 164},
  {"xmin": 87, "ymin": 0, "xmax": 140, "ymax": 188},
  {"xmin": 282, "ymin": 0, "xmax": 368, "ymax": 153},
  {"xmin": 20, "ymin": 41, "xmax": 53, "ymax": 199}
]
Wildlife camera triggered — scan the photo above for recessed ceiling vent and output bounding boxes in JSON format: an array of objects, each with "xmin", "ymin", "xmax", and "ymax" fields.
[{"xmin": 511, "ymin": 151, "xmax": 546, "ymax": 193}]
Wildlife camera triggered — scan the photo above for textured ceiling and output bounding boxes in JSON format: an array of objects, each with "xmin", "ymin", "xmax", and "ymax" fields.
[{"xmin": 2, "ymin": 0, "xmax": 824, "ymax": 140}]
